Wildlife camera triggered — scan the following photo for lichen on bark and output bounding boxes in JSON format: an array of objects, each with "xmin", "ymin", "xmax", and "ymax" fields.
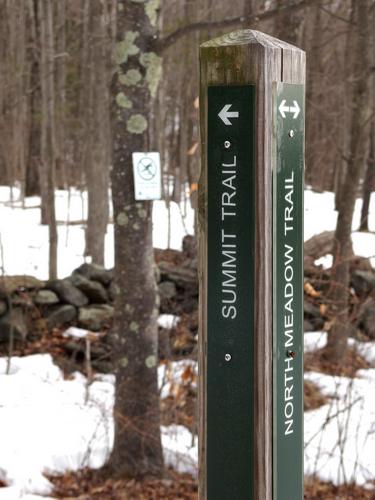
[
  {"xmin": 119, "ymin": 357, "xmax": 129, "ymax": 368},
  {"xmin": 130, "ymin": 321, "xmax": 139, "ymax": 332},
  {"xmin": 119, "ymin": 69, "xmax": 142, "ymax": 86},
  {"xmin": 145, "ymin": 0, "xmax": 160, "ymax": 27},
  {"xmin": 115, "ymin": 31, "xmax": 140, "ymax": 65},
  {"xmin": 140, "ymin": 52, "xmax": 162, "ymax": 98},
  {"xmin": 126, "ymin": 114, "xmax": 148, "ymax": 134},
  {"xmin": 125, "ymin": 304, "xmax": 134, "ymax": 313},
  {"xmin": 145, "ymin": 355, "xmax": 157, "ymax": 368},
  {"xmin": 137, "ymin": 207, "xmax": 147, "ymax": 218},
  {"xmin": 116, "ymin": 212, "xmax": 129, "ymax": 226},
  {"xmin": 116, "ymin": 92, "xmax": 133, "ymax": 109}
]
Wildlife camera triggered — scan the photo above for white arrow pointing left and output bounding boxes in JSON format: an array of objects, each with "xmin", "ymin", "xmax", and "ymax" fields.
[
  {"xmin": 218, "ymin": 104, "xmax": 239, "ymax": 125},
  {"xmin": 279, "ymin": 99, "xmax": 289, "ymax": 119}
]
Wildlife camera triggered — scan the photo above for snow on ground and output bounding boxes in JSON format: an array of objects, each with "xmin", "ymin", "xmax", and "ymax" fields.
[
  {"xmin": 304, "ymin": 331, "xmax": 328, "ymax": 353},
  {"xmin": 0, "ymin": 355, "xmax": 114, "ymax": 497},
  {"xmin": 0, "ymin": 187, "xmax": 194, "ymax": 280},
  {"xmin": 0, "ymin": 185, "xmax": 374, "ymax": 277},
  {"xmin": 0, "ymin": 186, "xmax": 374, "ymax": 277},
  {"xmin": 304, "ymin": 331, "xmax": 375, "ymax": 366},
  {"xmin": 304, "ymin": 365, "xmax": 375, "ymax": 487},
  {"xmin": 158, "ymin": 358, "xmax": 197, "ymax": 400},
  {"xmin": 157, "ymin": 314, "xmax": 179, "ymax": 330},
  {"xmin": 3, "ymin": 336, "xmax": 375, "ymax": 497},
  {"xmin": 305, "ymin": 188, "xmax": 375, "ymax": 268},
  {"xmin": 0, "ymin": 353, "xmax": 198, "ymax": 498},
  {"xmin": 1, "ymin": 187, "xmax": 375, "ymax": 495},
  {"xmin": 304, "ymin": 188, "xmax": 375, "ymax": 240},
  {"xmin": 304, "ymin": 332, "xmax": 375, "ymax": 487}
]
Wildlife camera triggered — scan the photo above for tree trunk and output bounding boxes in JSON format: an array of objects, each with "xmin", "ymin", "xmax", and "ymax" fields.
[
  {"xmin": 39, "ymin": 0, "xmax": 57, "ymax": 279},
  {"xmin": 25, "ymin": 0, "xmax": 41, "ymax": 197},
  {"xmin": 359, "ymin": 126, "xmax": 375, "ymax": 231},
  {"xmin": 25, "ymin": 59, "xmax": 41, "ymax": 197},
  {"xmin": 334, "ymin": 2, "xmax": 356, "ymax": 213},
  {"xmin": 82, "ymin": 0, "xmax": 110, "ymax": 266},
  {"xmin": 325, "ymin": 0, "xmax": 372, "ymax": 362},
  {"xmin": 107, "ymin": 0, "xmax": 164, "ymax": 478},
  {"xmin": 274, "ymin": 0, "xmax": 302, "ymax": 45},
  {"xmin": 55, "ymin": 0, "xmax": 66, "ymax": 189}
]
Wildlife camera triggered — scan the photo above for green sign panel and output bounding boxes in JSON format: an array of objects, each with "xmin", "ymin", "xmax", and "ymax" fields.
[
  {"xmin": 207, "ymin": 85, "xmax": 255, "ymax": 500},
  {"xmin": 273, "ymin": 83, "xmax": 304, "ymax": 500}
]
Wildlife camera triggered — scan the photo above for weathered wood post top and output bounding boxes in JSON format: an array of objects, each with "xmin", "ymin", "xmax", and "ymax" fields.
[{"xmin": 198, "ymin": 29, "xmax": 305, "ymax": 500}]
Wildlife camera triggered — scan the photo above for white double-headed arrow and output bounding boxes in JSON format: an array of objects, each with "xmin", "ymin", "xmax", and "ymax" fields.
[
  {"xmin": 218, "ymin": 104, "xmax": 239, "ymax": 125},
  {"xmin": 279, "ymin": 99, "xmax": 300, "ymax": 119}
]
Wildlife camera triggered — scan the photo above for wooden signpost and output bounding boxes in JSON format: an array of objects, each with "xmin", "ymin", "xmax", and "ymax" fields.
[{"xmin": 198, "ymin": 30, "xmax": 305, "ymax": 500}]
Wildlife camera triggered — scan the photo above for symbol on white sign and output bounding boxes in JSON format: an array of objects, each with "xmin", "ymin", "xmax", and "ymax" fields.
[
  {"xmin": 218, "ymin": 104, "xmax": 239, "ymax": 125},
  {"xmin": 137, "ymin": 157, "xmax": 157, "ymax": 181},
  {"xmin": 132, "ymin": 152, "xmax": 161, "ymax": 201},
  {"xmin": 279, "ymin": 99, "xmax": 300, "ymax": 119}
]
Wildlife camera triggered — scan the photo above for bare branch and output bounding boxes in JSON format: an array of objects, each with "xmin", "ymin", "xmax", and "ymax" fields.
[{"xmin": 158, "ymin": 0, "xmax": 325, "ymax": 52}]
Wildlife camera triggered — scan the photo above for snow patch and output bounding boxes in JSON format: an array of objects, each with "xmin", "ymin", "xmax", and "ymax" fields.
[
  {"xmin": 162, "ymin": 425, "xmax": 197, "ymax": 476},
  {"xmin": 0, "ymin": 354, "xmax": 114, "ymax": 496},
  {"xmin": 157, "ymin": 314, "xmax": 179, "ymax": 330},
  {"xmin": 304, "ymin": 331, "xmax": 327, "ymax": 353},
  {"xmin": 0, "ymin": 354, "xmax": 198, "ymax": 497},
  {"xmin": 0, "ymin": 187, "xmax": 194, "ymax": 279},
  {"xmin": 304, "ymin": 369, "xmax": 375, "ymax": 485},
  {"xmin": 158, "ymin": 359, "xmax": 197, "ymax": 400}
]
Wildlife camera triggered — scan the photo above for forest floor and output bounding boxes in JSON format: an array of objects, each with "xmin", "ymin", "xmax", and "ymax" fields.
[
  {"xmin": 48, "ymin": 469, "xmax": 375, "ymax": 500},
  {"xmin": 2, "ymin": 188, "xmax": 375, "ymax": 498}
]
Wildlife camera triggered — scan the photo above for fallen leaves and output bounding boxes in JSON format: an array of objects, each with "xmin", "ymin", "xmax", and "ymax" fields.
[
  {"xmin": 305, "ymin": 346, "xmax": 370, "ymax": 378},
  {"xmin": 304, "ymin": 380, "xmax": 329, "ymax": 411},
  {"xmin": 305, "ymin": 477, "xmax": 375, "ymax": 499},
  {"xmin": 49, "ymin": 468, "xmax": 198, "ymax": 499},
  {"xmin": 305, "ymin": 281, "xmax": 322, "ymax": 298}
]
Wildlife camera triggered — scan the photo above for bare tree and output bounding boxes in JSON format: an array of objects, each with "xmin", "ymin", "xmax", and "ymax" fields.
[
  {"xmin": 0, "ymin": 0, "xmax": 29, "ymax": 193},
  {"xmin": 325, "ymin": 0, "xmax": 372, "ymax": 362},
  {"xmin": 39, "ymin": 0, "xmax": 58, "ymax": 279},
  {"xmin": 83, "ymin": 0, "xmax": 110, "ymax": 266},
  {"xmin": 274, "ymin": 0, "xmax": 303, "ymax": 44},
  {"xmin": 359, "ymin": 126, "xmax": 375, "ymax": 231}
]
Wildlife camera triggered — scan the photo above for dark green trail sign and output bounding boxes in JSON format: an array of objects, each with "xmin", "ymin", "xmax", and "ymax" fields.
[
  {"xmin": 273, "ymin": 82, "xmax": 304, "ymax": 500},
  {"xmin": 207, "ymin": 85, "xmax": 255, "ymax": 500},
  {"xmin": 199, "ymin": 29, "xmax": 305, "ymax": 500}
]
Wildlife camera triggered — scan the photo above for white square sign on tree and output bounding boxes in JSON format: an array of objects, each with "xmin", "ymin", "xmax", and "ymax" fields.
[{"xmin": 132, "ymin": 152, "xmax": 162, "ymax": 201}]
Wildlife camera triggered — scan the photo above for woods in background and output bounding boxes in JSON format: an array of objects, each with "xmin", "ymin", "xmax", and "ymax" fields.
[
  {"xmin": 0, "ymin": 0, "xmax": 374, "ymax": 229},
  {"xmin": 0, "ymin": 0, "xmax": 374, "ymax": 481},
  {"xmin": 2, "ymin": 0, "xmax": 374, "ymax": 247}
]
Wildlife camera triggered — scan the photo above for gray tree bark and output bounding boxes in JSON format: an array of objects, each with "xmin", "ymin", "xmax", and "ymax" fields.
[
  {"xmin": 84, "ymin": 0, "xmax": 110, "ymax": 266},
  {"xmin": 107, "ymin": 0, "xmax": 164, "ymax": 478},
  {"xmin": 326, "ymin": 0, "xmax": 372, "ymax": 362},
  {"xmin": 39, "ymin": 0, "xmax": 58, "ymax": 279},
  {"xmin": 359, "ymin": 127, "xmax": 375, "ymax": 231}
]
